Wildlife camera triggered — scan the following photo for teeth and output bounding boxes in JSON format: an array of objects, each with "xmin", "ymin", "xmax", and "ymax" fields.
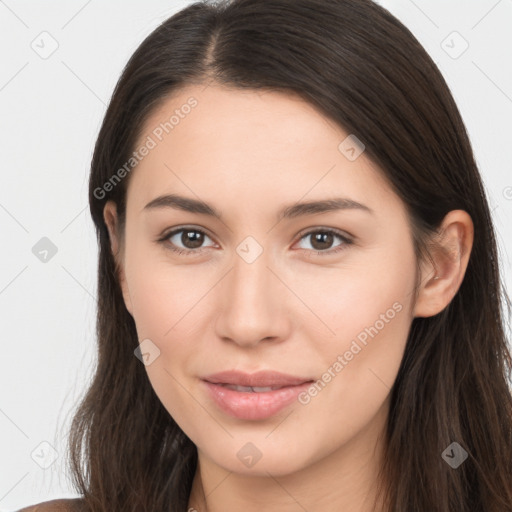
[
  {"xmin": 228, "ymin": 385, "xmax": 254, "ymax": 392},
  {"xmin": 251, "ymin": 386, "xmax": 274, "ymax": 392},
  {"xmin": 221, "ymin": 384, "xmax": 279, "ymax": 392}
]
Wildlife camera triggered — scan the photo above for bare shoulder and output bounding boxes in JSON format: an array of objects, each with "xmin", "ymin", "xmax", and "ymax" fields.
[{"xmin": 17, "ymin": 498, "xmax": 85, "ymax": 512}]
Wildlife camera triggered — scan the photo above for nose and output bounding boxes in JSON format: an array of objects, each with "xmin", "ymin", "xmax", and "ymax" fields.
[{"xmin": 214, "ymin": 250, "xmax": 292, "ymax": 348}]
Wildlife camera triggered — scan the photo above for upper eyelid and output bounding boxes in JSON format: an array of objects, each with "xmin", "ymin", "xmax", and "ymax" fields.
[{"xmin": 295, "ymin": 226, "xmax": 351, "ymax": 239}]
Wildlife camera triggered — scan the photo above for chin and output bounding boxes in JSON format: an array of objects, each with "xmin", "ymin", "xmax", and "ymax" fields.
[{"xmin": 198, "ymin": 437, "xmax": 319, "ymax": 477}]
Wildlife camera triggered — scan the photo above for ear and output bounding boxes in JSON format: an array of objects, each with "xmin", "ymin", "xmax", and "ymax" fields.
[
  {"xmin": 413, "ymin": 210, "xmax": 474, "ymax": 318},
  {"xmin": 103, "ymin": 200, "xmax": 133, "ymax": 316}
]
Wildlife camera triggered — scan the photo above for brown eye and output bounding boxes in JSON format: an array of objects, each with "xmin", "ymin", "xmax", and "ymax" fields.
[
  {"xmin": 295, "ymin": 229, "xmax": 353, "ymax": 256},
  {"xmin": 309, "ymin": 231, "xmax": 335, "ymax": 251},
  {"xmin": 175, "ymin": 229, "xmax": 205, "ymax": 249},
  {"xmin": 160, "ymin": 227, "xmax": 215, "ymax": 256}
]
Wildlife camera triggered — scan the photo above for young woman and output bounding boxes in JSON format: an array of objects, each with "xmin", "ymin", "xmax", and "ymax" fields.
[{"xmin": 20, "ymin": 0, "xmax": 512, "ymax": 510}]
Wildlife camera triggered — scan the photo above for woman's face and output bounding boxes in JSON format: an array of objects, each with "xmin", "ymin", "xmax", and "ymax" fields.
[{"xmin": 105, "ymin": 83, "xmax": 422, "ymax": 477}]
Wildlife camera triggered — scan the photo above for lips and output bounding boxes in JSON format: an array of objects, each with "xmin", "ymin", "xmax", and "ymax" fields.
[
  {"xmin": 203, "ymin": 369, "xmax": 313, "ymax": 388},
  {"xmin": 201, "ymin": 369, "xmax": 315, "ymax": 420}
]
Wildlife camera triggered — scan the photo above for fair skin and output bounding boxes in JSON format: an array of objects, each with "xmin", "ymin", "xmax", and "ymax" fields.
[{"xmin": 103, "ymin": 83, "xmax": 473, "ymax": 512}]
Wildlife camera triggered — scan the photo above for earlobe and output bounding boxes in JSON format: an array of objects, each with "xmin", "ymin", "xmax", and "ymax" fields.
[{"xmin": 413, "ymin": 210, "xmax": 474, "ymax": 318}]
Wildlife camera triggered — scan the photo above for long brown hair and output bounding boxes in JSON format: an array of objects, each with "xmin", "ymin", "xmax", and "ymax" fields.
[{"xmin": 68, "ymin": 0, "xmax": 512, "ymax": 510}]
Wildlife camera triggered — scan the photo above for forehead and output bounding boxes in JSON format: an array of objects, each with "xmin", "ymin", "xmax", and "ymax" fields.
[
  {"xmin": 127, "ymin": 84, "xmax": 401, "ymax": 221},
  {"xmin": 138, "ymin": 84, "xmax": 341, "ymax": 158}
]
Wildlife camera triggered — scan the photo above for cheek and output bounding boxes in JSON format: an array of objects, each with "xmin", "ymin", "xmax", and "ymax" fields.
[
  {"xmin": 124, "ymin": 238, "xmax": 205, "ymax": 337},
  {"xmin": 125, "ymin": 259, "xmax": 205, "ymax": 432},
  {"xmin": 295, "ymin": 251, "xmax": 415, "ymax": 432},
  {"xmin": 123, "ymin": 244, "xmax": 215, "ymax": 410},
  {"xmin": 291, "ymin": 251, "xmax": 414, "ymax": 353}
]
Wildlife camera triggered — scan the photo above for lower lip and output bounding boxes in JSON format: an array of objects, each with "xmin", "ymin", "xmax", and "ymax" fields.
[{"xmin": 202, "ymin": 380, "xmax": 312, "ymax": 420}]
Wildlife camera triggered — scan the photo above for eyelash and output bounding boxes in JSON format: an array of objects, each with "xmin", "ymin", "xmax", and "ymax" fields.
[{"xmin": 157, "ymin": 226, "xmax": 353, "ymax": 258}]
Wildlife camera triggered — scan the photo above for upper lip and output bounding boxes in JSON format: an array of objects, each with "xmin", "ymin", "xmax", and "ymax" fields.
[{"xmin": 203, "ymin": 370, "xmax": 314, "ymax": 388}]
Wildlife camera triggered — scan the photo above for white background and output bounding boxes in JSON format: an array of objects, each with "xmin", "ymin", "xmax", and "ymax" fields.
[{"xmin": 0, "ymin": 1, "xmax": 511, "ymax": 510}]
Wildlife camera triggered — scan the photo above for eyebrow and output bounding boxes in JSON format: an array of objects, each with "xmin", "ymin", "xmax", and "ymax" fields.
[{"xmin": 143, "ymin": 193, "xmax": 374, "ymax": 220}]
